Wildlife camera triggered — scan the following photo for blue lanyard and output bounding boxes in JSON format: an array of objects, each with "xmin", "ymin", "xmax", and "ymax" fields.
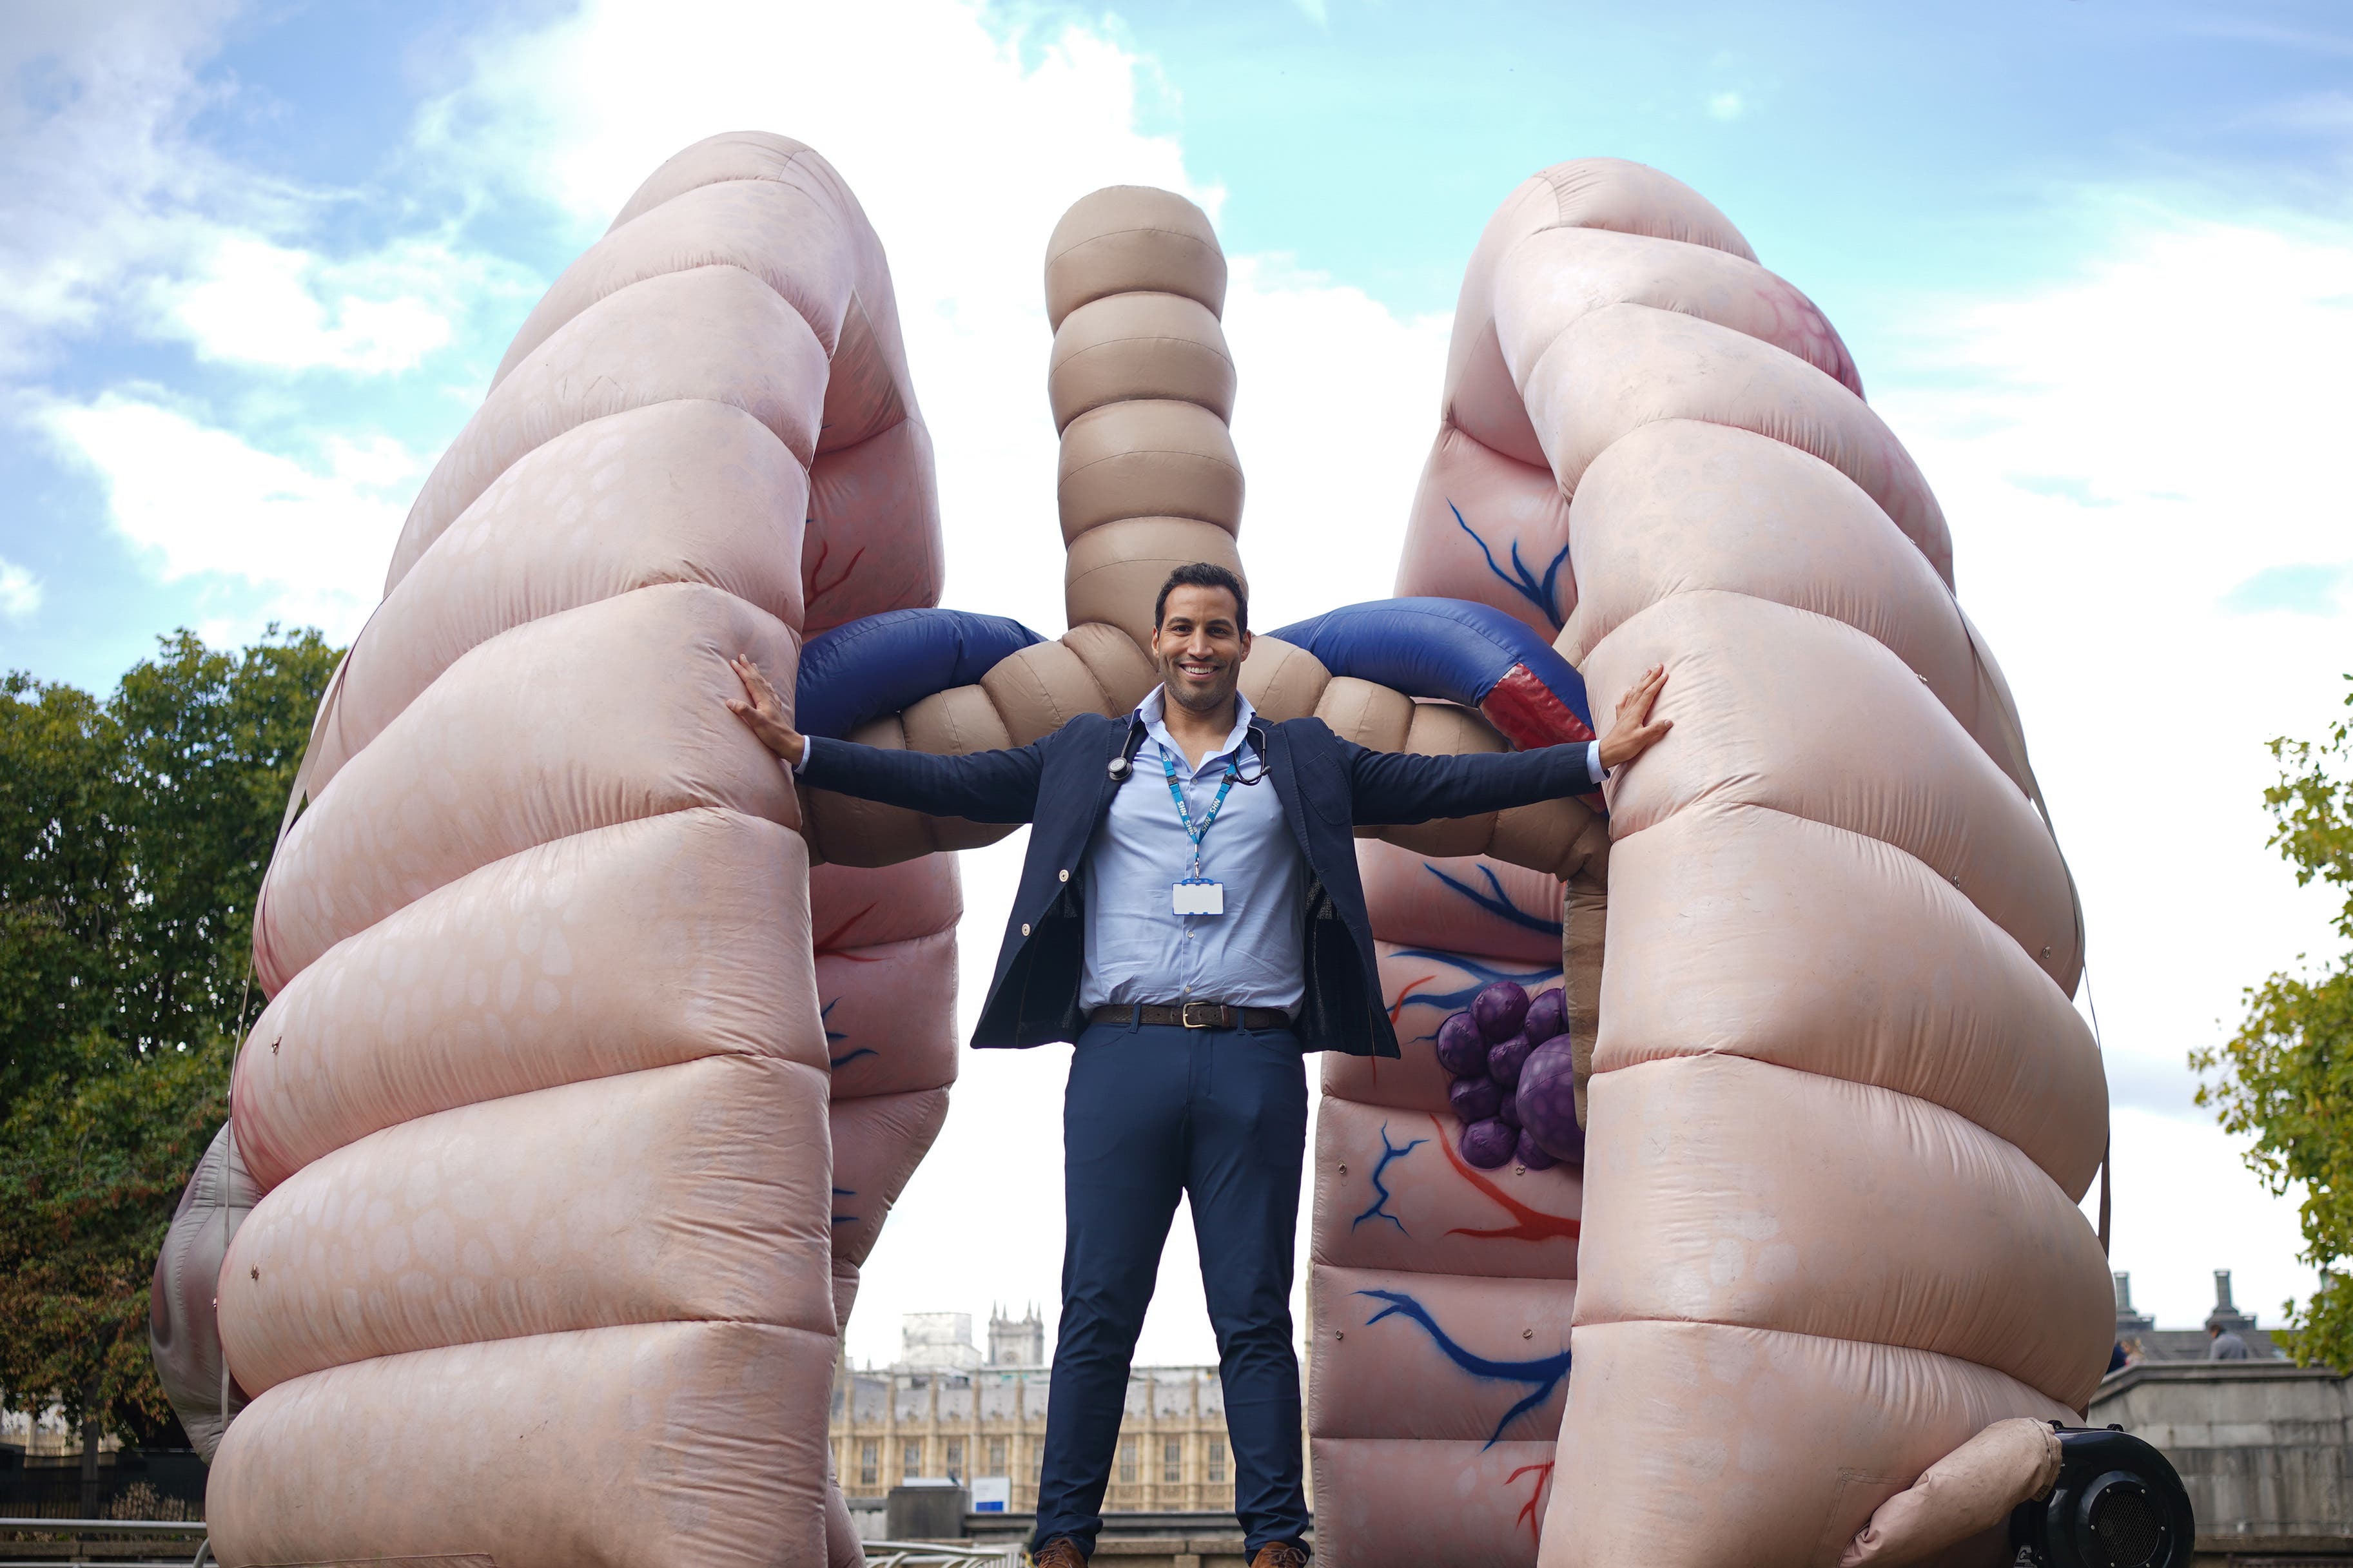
[{"xmin": 1158, "ymin": 743, "xmax": 1239, "ymax": 876}]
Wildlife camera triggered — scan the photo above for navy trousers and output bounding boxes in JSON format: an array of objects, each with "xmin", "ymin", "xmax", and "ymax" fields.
[{"xmin": 1031, "ymin": 1017, "xmax": 1312, "ymax": 1558}]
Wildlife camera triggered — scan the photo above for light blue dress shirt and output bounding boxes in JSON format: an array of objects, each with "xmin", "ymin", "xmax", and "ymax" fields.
[
  {"xmin": 794, "ymin": 696, "xmax": 1606, "ymax": 1017},
  {"xmin": 1078, "ymin": 686, "xmax": 1307, "ymax": 1012}
]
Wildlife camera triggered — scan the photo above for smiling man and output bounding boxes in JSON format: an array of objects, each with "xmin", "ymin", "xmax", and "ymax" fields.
[{"xmin": 727, "ymin": 562, "xmax": 1669, "ymax": 1568}]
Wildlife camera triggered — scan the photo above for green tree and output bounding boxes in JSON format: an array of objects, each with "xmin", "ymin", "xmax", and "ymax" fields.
[
  {"xmin": 2194, "ymin": 674, "xmax": 2353, "ymax": 1370},
  {"xmin": 0, "ymin": 627, "xmax": 338, "ymax": 1453}
]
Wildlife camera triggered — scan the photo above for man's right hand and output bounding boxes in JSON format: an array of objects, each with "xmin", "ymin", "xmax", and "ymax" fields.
[{"xmin": 727, "ymin": 654, "xmax": 806, "ymax": 768}]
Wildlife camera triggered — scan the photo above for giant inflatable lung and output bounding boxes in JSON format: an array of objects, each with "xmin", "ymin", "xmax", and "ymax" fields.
[
  {"xmin": 170, "ymin": 133, "xmax": 2102, "ymax": 1568},
  {"xmin": 1367, "ymin": 159, "xmax": 2109, "ymax": 1568},
  {"xmin": 206, "ymin": 133, "xmax": 957, "ymax": 1567}
]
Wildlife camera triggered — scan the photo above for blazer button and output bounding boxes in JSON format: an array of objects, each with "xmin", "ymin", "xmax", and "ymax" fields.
[
  {"xmin": 1020, "ymin": 923, "xmax": 1031, "ymax": 936},
  {"xmin": 1058, "ymin": 868, "xmax": 1070, "ymax": 882}
]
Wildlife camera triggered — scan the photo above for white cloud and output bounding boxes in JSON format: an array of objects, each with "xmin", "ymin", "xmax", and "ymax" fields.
[
  {"xmin": 1868, "ymin": 198, "xmax": 2353, "ymax": 1329},
  {"xmin": 0, "ymin": 1, "xmax": 531, "ymax": 379},
  {"xmin": 35, "ymin": 392, "xmax": 420, "ymax": 642},
  {"xmin": 0, "ymin": 557, "xmax": 42, "ymax": 619},
  {"xmin": 150, "ymin": 231, "xmax": 520, "ymax": 374},
  {"xmin": 1708, "ymin": 90, "xmax": 1744, "ymax": 121},
  {"xmin": 0, "ymin": 5, "xmax": 536, "ymax": 640},
  {"xmin": 1223, "ymin": 253, "xmax": 1451, "ymax": 626},
  {"xmin": 0, "ymin": 0, "xmax": 273, "ymax": 373}
]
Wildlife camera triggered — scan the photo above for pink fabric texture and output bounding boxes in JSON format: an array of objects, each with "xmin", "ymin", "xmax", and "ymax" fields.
[
  {"xmin": 1305, "ymin": 157, "xmax": 2103, "ymax": 1568},
  {"xmin": 1467, "ymin": 160, "xmax": 2101, "ymax": 1568},
  {"xmin": 212, "ymin": 133, "xmax": 950, "ymax": 1566}
]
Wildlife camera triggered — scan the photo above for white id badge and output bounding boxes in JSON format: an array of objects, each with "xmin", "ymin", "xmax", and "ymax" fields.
[{"xmin": 1171, "ymin": 878, "xmax": 1226, "ymax": 916}]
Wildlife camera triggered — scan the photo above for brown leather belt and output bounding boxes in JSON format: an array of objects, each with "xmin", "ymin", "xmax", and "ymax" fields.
[{"xmin": 1090, "ymin": 1002, "xmax": 1293, "ymax": 1031}]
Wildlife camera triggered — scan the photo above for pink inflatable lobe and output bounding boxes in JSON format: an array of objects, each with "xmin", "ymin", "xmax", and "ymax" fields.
[
  {"xmin": 212, "ymin": 133, "xmax": 948, "ymax": 1568},
  {"xmin": 1422, "ymin": 160, "xmax": 2105, "ymax": 1568}
]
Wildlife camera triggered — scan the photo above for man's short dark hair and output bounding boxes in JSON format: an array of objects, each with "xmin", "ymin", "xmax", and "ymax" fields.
[{"xmin": 1153, "ymin": 562, "xmax": 1248, "ymax": 632}]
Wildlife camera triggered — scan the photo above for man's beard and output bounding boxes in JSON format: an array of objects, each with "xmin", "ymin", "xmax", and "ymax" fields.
[{"xmin": 1159, "ymin": 658, "xmax": 1235, "ymax": 712}]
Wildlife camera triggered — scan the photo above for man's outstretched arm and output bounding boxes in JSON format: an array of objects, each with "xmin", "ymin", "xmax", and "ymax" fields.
[
  {"xmin": 727, "ymin": 655, "xmax": 1047, "ymax": 825},
  {"xmin": 1349, "ymin": 664, "xmax": 1672, "ymax": 825}
]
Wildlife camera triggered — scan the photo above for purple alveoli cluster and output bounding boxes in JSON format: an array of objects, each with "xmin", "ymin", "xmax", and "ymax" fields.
[{"xmin": 1438, "ymin": 980, "xmax": 1586, "ymax": 1170}]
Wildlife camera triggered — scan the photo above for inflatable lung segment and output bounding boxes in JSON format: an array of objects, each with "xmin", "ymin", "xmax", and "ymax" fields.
[
  {"xmin": 1302, "ymin": 433, "xmax": 1612, "ymax": 1565},
  {"xmin": 209, "ymin": 133, "xmax": 952, "ymax": 1568},
  {"xmin": 1432, "ymin": 160, "xmax": 2106, "ymax": 1568},
  {"xmin": 150, "ymin": 1123, "xmax": 256, "ymax": 1461}
]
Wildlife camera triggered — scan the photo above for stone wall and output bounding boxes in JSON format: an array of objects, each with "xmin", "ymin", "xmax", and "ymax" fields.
[{"xmin": 2089, "ymin": 1360, "xmax": 2352, "ymax": 1562}]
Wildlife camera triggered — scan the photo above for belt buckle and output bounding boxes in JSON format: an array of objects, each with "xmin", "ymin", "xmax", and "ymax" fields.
[{"xmin": 1180, "ymin": 1000, "xmax": 1221, "ymax": 1030}]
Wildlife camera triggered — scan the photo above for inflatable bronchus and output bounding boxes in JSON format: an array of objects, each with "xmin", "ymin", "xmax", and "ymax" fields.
[{"xmin": 146, "ymin": 131, "xmax": 2185, "ymax": 1568}]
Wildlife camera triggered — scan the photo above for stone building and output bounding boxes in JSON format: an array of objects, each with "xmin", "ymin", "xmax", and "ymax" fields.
[
  {"xmin": 828, "ymin": 1308, "xmax": 1297, "ymax": 1516},
  {"xmin": 2094, "ymin": 1267, "xmax": 2350, "ymax": 1562},
  {"xmin": 2113, "ymin": 1270, "xmax": 2287, "ymax": 1363}
]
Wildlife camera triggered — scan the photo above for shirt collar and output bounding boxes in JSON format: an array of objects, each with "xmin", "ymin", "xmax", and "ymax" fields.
[{"xmin": 1137, "ymin": 685, "xmax": 1258, "ymax": 778}]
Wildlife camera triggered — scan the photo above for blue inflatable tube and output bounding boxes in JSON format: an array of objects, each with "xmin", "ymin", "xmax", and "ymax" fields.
[
  {"xmin": 1269, "ymin": 597, "xmax": 1595, "ymax": 748},
  {"xmin": 794, "ymin": 608, "xmax": 1044, "ymax": 739}
]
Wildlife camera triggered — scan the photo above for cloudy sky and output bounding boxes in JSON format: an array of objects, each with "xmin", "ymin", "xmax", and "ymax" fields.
[{"xmin": 4, "ymin": 0, "xmax": 2349, "ymax": 1368}]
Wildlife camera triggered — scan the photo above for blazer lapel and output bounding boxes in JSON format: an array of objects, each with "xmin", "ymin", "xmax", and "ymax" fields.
[{"xmin": 1265, "ymin": 722, "xmax": 1318, "ymax": 860}]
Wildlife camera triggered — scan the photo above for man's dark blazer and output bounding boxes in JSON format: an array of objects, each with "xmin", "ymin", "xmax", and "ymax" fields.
[{"xmin": 799, "ymin": 710, "xmax": 1593, "ymax": 1058}]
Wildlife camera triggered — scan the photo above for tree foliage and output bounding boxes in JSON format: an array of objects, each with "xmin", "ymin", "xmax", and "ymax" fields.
[
  {"xmin": 2193, "ymin": 675, "xmax": 2353, "ymax": 1370},
  {"xmin": 0, "ymin": 628, "xmax": 337, "ymax": 1440}
]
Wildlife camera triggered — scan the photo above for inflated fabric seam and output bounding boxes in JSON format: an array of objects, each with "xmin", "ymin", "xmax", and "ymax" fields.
[
  {"xmin": 508, "ymin": 237, "xmax": 849, "ymax": 375},
  {"xmin": 995, "ymin": 654, "xmax": 1073, "ymax": 731},
  {"xmin": 1062, "ymin": 639, "xmax": 1122, "ymax": 714},
  {"xmin": 1503, "ymin": 273, "xmax": 1850, "ymax": 400},
  {"xmin": 1060, "ymin": 332, "xmax": 1238, "ymax": 371},
  {"xmin": 594, "ymin": 258, "xmax": 832, "ymax": 361},
  {"xmin": 1572, "ymin": 411, "xmax": 1933, "ymax": 571},
  {"xmin": 1529, "ymin": 192, "xmax": 1756, "ymax": 266},
  {"xmin": 609, "ymin": 146, "xmax": 824, "ymax": 231},
  {"xmin": 810, "ymin": 409, "xmax": 919, "ymax": 468},
  {"xmin": 1048, "ymin": 226, "xmax": 1221, "ymax": 264},
  {"xmin": 1531, "ymin": 218, "xmax": 1744, "ymax": 257},
  {"xmin": 1059, "ymin": 445, "xmax": 1246, "ymax": 488},
  {"xmin": 326, "ymin": 403, "xmax": 814, "ymax": 770},
  {"xmin": 494, "ymin": 177, "xmax": 843, "ymax": 380},
  {"xmin": 1574, "ymin": 1290, "xmax": 2079, "ymax": 1409},
  {"xmin": 1437, "ymin": 414, "xmax": 1559, "ymax": 480},
  {"xmin": 1613, "ymin": 795, "xmax": 2064, "ymax": 981},
  {"xmin": 1611, "ymin": 585, "xmax": 2013, "ymax": 767},
  {"xmin": 439, "ymin": 357, "xmax": 817, "ymax": 573}
]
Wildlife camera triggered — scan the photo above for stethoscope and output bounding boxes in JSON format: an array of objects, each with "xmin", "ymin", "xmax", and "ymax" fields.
[{"xmin": 1107, "ymin": 715, "xmax": 1271, "ymax": 786}]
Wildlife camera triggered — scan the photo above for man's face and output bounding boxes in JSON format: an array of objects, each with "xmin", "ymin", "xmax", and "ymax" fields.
[{"xmin": 1151, "ymin": 584, "xmax": 1253, "ymax": 715}]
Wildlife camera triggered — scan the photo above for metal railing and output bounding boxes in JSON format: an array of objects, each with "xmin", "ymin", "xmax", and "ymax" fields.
[
  {"xmin": 0, "ymin": 1522, "xmax": 1028, "ymax": 1568},
  {"xmin": 0, "ymin": 1516, "xmax": 210, "ymax": 1568},
  {"xmin": 863, "ymin": 1544, "xmax": 1023, "ymax": 1568}
]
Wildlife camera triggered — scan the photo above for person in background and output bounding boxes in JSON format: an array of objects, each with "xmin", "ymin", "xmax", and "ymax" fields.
[{"xmin": 2209, "ymin": 1323, "xmax": 2253, "ymax": 1360}]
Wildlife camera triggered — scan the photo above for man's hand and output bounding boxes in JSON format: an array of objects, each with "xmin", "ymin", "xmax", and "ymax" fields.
[
  {"xmin": 1596, "ymin": 663, "xmax": 1671, "ymax": 772},
  {"xmin": 726, "ymin": 654, "xmax": 806, "ymax": 768}
]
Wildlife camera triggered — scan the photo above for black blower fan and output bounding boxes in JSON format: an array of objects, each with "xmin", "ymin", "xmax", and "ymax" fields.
[{"xmin": 2008, "ymin": 1424, "xmax": 2194, "ymax": 1568}]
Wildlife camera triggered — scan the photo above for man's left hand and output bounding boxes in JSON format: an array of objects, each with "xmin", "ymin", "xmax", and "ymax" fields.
[{"xmin": 1596, "ymin": 663, "xmax": 1672, "ymax": 771}]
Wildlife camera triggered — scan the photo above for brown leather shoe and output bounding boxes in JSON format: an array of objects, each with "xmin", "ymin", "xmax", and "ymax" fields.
[
  {"xmin": 1033, "ymin": 1539, "xmax": 1089, "ymax": 1568},
  {"xmin": 1249, "ymin": 1545, "xmax": 1309, "ymax": 1568}
]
